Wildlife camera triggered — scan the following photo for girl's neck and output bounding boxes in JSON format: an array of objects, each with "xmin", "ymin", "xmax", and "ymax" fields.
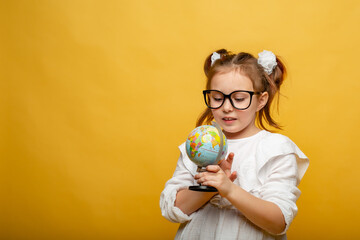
[{"xmin": 224, "ymin": 125, "xmax": 262, "ymax": 140}]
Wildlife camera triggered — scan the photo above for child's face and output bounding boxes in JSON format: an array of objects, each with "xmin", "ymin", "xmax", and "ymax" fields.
[{"xmin": 210, "ymin": 70, "xmax": 267, "ymax": 139}]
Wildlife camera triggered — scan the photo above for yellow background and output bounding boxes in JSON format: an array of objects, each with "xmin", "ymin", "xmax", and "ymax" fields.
[{"xmin": 1, "ymin": 0, "xmax": 359, "ymax": 239}]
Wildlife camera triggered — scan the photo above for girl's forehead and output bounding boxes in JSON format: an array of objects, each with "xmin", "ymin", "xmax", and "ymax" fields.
[{"xmin": 210, "ymin": 70, "xmax": 254, "ymax": 91}]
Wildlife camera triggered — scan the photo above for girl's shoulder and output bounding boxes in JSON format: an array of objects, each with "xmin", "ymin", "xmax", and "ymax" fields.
[
  {"xmin": 256, "ymin": 130, "xmax": 307, "ymax": 159},
  {"xmin": 256, "ymin": 130, "xmax": 309, "ymax": 182}
]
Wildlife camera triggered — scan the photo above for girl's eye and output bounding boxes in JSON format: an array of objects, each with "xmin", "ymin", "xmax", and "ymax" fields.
[
  {"xmin": 213, "ymin": 97, "xmax": 223, "ymax": 102},
  {"xmin": 234, "ymin": 98, "xmax": 245, "ymax": 102}
]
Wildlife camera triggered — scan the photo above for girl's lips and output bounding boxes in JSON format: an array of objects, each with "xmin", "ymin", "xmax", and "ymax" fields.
[{"xmin": 222, "ymin": 117, "xmax": 237, "ymax": 123}]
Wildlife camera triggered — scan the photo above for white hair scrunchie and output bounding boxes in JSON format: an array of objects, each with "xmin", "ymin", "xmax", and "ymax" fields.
[
  {"xmin": 211, "ymin": 52, "xmax": 221, "ymax": 66},
  {"xmin": 257, "ymin": 50, "xmax": 277, "ymax": 75}
]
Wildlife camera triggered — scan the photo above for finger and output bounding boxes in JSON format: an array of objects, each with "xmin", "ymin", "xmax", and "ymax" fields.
[
  {"xmin": 229, "ymin": 171, "xmax": 237, "ymax": 182},
  {"xmin": 201, "ymin": 180, "xmax": 217, "ymax": 188},
  {"xmin": 197, "ymin": 176, "xmax": 210, "ymax": 184},
  {"xmin": 197, "ymin": 171, "xmax": 218, "ymax": 179},
  {"xmin": 194, "ymin": 173, "xmax": 203, "ymax": 179},
  {"xmin": 198, "ymin": 171, "xmax": 220, "ymax": 182},
  {"xmin": 196, "ymin": 173, "xmax": 209, "ymax": 183},
  {"xmin": 206, "ymin": 165, "xmax": 221, "ymax": 172},
  {"xmin": 226, "ymin": 152, "xmax": 235, "ymax": 165}
]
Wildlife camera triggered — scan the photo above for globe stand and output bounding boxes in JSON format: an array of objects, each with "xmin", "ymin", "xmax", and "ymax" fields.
[{"xmin": 188, "ymin": 166, "xmax": 218, "ymax": 192}]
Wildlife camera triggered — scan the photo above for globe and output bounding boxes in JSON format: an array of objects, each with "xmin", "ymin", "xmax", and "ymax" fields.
[{"xmin": 185, "ymin": 124, "xmax": 228, "ymax": 168}]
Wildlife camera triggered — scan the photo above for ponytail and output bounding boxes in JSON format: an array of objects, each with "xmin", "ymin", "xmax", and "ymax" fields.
[
  {"xmin": 203, "ymin": 49, "xmax": 229, "ymax": 78},
  {"xmin": 257, "ymin": 56, "xmax": 287, "ymax": 130}
]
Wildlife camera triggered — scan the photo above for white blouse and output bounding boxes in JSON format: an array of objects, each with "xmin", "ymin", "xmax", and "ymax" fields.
[{"xmin": 160, "ymin": 130, "xmax": 309, "ymax": 240}]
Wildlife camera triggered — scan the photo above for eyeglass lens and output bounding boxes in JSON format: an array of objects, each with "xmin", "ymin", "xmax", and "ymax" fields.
[{"xmin": 205, "ymin": 91, "xmax": 252, "ymax": 110}]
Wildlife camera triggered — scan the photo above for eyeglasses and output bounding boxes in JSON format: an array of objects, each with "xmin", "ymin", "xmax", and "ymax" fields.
[{"xmin": 203, "ymin": 90, "xmax": 262, "ymax": 110}]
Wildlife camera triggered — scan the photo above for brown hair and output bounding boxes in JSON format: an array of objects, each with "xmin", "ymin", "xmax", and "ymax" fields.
[{"xmin": 196, "ymin": 49, "xmax": 287, "ymax": 131}]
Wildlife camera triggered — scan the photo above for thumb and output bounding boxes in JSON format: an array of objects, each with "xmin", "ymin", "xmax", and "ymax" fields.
[{"xmin": 229, "ymin": 171, "xmax": 237, "ymax": 182}]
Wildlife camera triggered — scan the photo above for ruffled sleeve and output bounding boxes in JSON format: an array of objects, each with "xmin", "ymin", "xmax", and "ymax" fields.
[
  {"xmin": 253, "ymin": 133, "xmax": 309, "ymax": 235},
  {"xmin": 160, "ymin": 143, "xmax": 198, "ymax": 223}
]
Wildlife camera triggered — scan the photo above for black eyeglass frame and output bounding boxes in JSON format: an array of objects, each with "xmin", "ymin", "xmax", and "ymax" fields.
[{"xmin": 203, "ymin": 90, "xmax": 262, "ymax": 110}]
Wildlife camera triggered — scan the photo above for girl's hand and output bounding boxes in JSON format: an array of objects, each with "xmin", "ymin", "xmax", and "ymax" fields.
[
  {"xmin": 218, "ymin": 152, "xmax": 237, "ymax": 182},
  {"xmin": 194, "ymin": 165, "xmax": 236, "ymax": 197}
]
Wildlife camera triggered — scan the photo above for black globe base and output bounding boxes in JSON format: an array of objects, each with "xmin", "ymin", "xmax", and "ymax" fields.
[{"xmin": 189, "ymin": 185, "xmax": 217, "ymax": 192}]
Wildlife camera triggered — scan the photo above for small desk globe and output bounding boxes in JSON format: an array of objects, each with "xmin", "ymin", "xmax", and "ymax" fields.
[{"xmin": 185, "ymin": 123, "xmax": 228, "ymax": 192}]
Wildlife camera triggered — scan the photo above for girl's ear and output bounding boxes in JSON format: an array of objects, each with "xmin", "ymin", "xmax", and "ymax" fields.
[{"xmin": 256, "ymin": 92, "xmax": 269, "ymax": 111}]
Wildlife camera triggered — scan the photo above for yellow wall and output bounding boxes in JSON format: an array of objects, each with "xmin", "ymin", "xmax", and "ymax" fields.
[{"xmin": 1, "ymin": 0, "xmax": 359, "ymax": 239}]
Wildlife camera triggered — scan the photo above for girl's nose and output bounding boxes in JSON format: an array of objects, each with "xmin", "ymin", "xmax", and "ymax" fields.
[{"xmin": 222, "ymin": 98, "xmax": 233, "ymax": 112}]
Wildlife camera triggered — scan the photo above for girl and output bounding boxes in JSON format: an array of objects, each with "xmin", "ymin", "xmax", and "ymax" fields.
[{"xmin": 160, "ymin": 49, "xmax": 309, "ymax": 240}]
